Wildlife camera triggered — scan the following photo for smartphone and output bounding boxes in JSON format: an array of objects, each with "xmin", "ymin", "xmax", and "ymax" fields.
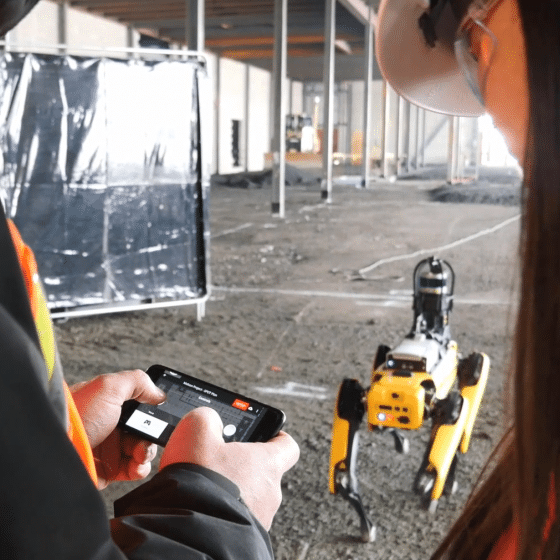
[{"xmin": 118, "ymin": 364, "xmax": 286, "ymax": 446}]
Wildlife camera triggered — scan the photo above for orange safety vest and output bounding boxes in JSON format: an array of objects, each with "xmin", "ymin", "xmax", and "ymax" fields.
[{"xmin": 6, "ymin": 219, "xmax": 98, "ymax": 486}]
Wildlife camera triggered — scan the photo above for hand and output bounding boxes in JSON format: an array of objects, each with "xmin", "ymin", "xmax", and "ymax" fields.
[
  {"xmin": 70, "ymin": 370, "xmax": 166, "ymax": 489},
  {"xmin": 159, "ymin": 407, "xmax": 300, "ymax": 530}
]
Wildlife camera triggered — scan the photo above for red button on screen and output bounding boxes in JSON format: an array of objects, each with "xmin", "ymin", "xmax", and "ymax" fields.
[{"xmin": 232, "ymin": 399, "xmax": 250, "ymax": 411}]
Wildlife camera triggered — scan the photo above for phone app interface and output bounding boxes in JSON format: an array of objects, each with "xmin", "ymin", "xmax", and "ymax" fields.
[{"xmin": 125, "ymin": 370, "xmax": 268, "ymax": 443}]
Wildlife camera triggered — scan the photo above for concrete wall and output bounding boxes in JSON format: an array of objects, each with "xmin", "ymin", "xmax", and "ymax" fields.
[
  {"xmin": 66, "ymin": 8, "xmax": 131, "ymax": 56},
  {"xmin": 217, "ymin": 57, "xmax": 246, "ymax": 174},
  {"xmin": 247, "ymin": 66, "xmax": 271, "ymax": 172},
  {"xmin": 9, "ymin": 0, "xmax": 137, "ymax": 55},
  {"xmin": 290, "ymin": 81, "xmax": 304, "ymax": 115},
  {"xmin": 7, "ymin": 1, "xmax": 58, "ymax": 49}
]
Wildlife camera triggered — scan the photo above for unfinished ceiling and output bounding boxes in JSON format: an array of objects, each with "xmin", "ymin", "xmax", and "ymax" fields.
[{"xmin": 68, "ymin": 0, "xmax": 383, "ymax": 81}]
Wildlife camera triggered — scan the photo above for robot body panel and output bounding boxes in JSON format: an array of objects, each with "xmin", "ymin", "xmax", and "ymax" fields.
[{"xmin": 367, "ymin": 373, "xmax": 426, "ymax": 430}]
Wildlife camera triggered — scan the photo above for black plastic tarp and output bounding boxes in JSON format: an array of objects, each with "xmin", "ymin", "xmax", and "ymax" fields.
[{"xmin": 0, "ymin": 52, "xmax": 208, "ymax": 310}]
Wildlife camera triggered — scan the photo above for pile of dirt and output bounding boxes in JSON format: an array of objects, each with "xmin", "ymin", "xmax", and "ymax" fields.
[
  {"xmin": 211, "ymin": 163, "xmax": 321, "ymax": 189},
  {"xmin": 430, "ymin": 181, "xmax": 522, "ymax": 206}
]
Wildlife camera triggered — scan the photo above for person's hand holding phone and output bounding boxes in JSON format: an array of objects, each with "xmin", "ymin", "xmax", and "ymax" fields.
[
  {"xmin": 70, "ymin": 370, "xmax": 166, "ymax": 489},
  {"xmin": 159, "ymin": 407, "xmax": 300, "ymax": 530}
]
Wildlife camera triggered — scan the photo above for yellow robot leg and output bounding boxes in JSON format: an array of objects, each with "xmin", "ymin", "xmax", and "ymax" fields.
[
  {"xmin": 329, "ymin": 378, "xmax": 375, "ymax": 542},
  {"xmin": 414, "ymin": 392, "xmax": 469, "ymax": 513},
  {"xmin": 458, "ymin": 352, "xmax": 490, "ymax": 454}
]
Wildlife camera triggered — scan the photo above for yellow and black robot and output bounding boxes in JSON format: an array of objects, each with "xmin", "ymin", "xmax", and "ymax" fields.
[{"xmin": 329, "ymin": 257, "xmax": 490, "ymax": 542}]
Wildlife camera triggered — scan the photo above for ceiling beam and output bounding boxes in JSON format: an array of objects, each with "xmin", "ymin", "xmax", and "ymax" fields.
[
  {"xmin": 337, "ymin": 0, "xmax": 378, "ymax": 27},
  {"xmin": 204, "ymin": 33, "xmax": 357, "ymax": 47}
]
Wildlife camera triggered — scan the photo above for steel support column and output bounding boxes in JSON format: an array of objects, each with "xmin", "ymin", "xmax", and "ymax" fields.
[
  {"xmin": 58, "ymin": 1, "xmax": 67, "ymax": 54},
  {"xmin": 414, "ymin": 105, "xmax": 420, "ymax": 169},
  {"xmin": 420, "ymin": 108, "xmax": 426, "ymax": 167},
  {"xmin": 404, "ymin": 100, "xmax": 411, "ymax": 173},
  {"xmin": 245, "ymin": 64, "xmax": 250, "ymax": 172},
  {"xmin": 271, "ymin": 0, "xmax": 288, "ymax": 216},
  {"xmin": 447, "ymin": 116, "xmax": 459, "ymax": 183},
  {"xmin": 361, "ymin": 0, "xmax": 374, "ymax": 188},
  {"xmin": 381, "ymin": 80, "xmax": 391, "ymax": 178},
  {"xmin": 395, "ymin": 96, "xmax": 402, "ymax": 176},
  {"xmin": 186, "ymin": 0, "xmax": 205, "ymax": 51},
  {"xmin": 321, "ymin": 0, "xmax": 336, "ymax": 202}
]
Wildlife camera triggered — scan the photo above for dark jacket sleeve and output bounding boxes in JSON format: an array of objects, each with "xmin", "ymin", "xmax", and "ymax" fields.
[
  {"xmin": 0, "ymin": 305, "xmax": 125, "ymax": 560},
  {"xmin": 112, "ymin": 463, "xmax": 274, "ymax": 560},
  {"xmin": 0, "ymin": 303, "xmax": 274, "ymax": 560}
]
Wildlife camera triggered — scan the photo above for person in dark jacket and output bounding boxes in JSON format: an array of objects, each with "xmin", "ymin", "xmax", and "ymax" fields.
[{"xmin": 0, "ymin": 2, "xmax": 299, "ymax": 559}]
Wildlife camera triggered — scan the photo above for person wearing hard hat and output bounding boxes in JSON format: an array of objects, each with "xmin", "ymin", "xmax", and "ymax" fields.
[
  {"xmin": 0, "ymin": 2, "xmax": 299, "ymax": 559},
  {"xmin": 377, "ymin": 0, "xmax": 555, "ymax": 559}
]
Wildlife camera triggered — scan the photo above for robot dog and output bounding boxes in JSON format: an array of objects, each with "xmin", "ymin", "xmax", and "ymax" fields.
[{"xmin": 328, "ymin": 257, "xmax": 489, "ymax": 542}]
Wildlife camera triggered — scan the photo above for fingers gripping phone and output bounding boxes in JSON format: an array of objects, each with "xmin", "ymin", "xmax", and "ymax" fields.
[{"xmin": 118, "ymin": 364, "xmax": 286, "ymax": 446}]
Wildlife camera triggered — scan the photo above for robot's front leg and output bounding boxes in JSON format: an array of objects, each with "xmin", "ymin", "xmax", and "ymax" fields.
[
  {"xmin": 329, "ymin": 378, "xmax": 376, "ymax": 543},
  {"xmin": 414, "ymin": 392, "xmax": 468, "ymax": 513},
  {"xmin": 414, "ymin": 352, "xmax": 490, "ymax": 512}
]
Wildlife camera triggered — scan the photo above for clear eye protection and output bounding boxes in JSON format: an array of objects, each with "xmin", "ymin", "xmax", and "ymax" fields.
[{"xmin": 453, "ymin": 0, "xmax": 501, "ymax": 105}]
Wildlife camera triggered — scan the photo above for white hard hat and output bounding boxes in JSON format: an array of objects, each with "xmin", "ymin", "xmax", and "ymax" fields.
[{"xmin": 375, "ymin": 0, "xmax": 485, "ymax": 117}]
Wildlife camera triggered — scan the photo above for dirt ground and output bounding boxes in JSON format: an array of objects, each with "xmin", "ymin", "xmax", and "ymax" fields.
[{"xmin": 55, "ymin": 166, "xmax": 522, "ymax": 560}]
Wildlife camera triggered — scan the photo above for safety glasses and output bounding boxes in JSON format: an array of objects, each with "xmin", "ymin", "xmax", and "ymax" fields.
[{"xmin": 454, "ymin": 0, "xmax": 502, "ymax": 105}]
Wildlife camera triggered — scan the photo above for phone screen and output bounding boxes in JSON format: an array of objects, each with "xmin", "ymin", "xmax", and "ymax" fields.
[{"xmin": 119, "ymin": 365, "xmax": 285, "ymax": 445}]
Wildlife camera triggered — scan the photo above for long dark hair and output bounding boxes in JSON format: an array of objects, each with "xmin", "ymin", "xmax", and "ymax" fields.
[{"xmin": 432, "ymin": 1, "xmax": 560, "ymax": 559}]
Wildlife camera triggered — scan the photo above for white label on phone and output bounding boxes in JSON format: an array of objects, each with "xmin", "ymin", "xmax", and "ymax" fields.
[{"xmin": 126, "ymin": 410, "xmax": 168, "ymax": 438}]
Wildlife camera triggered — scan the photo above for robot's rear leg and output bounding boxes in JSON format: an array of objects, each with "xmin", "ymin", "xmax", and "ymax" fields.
[
  {"xmin": 388, "ymin": 428, "xmax": 409, "ymax": 454},
  {"xmin": 329, "ymin": 378, "xmax": 376, "ymax": 543}
]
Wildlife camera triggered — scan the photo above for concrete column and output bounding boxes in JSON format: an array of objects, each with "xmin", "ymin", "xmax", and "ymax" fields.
[
  {"xmin": 271, "ymin": 0, "xmax": 287, "ymax": 216},
  {"xmin": 362, "ymin": 0, "xmax": 374, "ymax": 188},
  {"xmin": 186, "ymin": 0, "xmax": 205, "ymax": 51},
  {"xmin": 321, "ymin": 0, "xmax": 336, "ymax": 202}
]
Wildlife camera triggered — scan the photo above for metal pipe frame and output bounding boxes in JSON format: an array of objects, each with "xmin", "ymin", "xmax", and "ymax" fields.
[
  {"xmin": 0, "ymin": 40, "xmax": 207, "ymax": 64},
  {"xmin": 50, "ymin": 295, "xmax": 209, "ymax": 321}
]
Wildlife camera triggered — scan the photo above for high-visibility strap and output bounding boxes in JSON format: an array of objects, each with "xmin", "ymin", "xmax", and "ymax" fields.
[
  {"xmin": 3, "ymin": 213, "xmax": 98, "ymax": 484},
  {"xmin": 63, "ymin": 382, "xmax": 98, "ymax": 486},
  {"xmin": 6, "ymin": 220, "xmax": 56, "ymax": 378}
]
